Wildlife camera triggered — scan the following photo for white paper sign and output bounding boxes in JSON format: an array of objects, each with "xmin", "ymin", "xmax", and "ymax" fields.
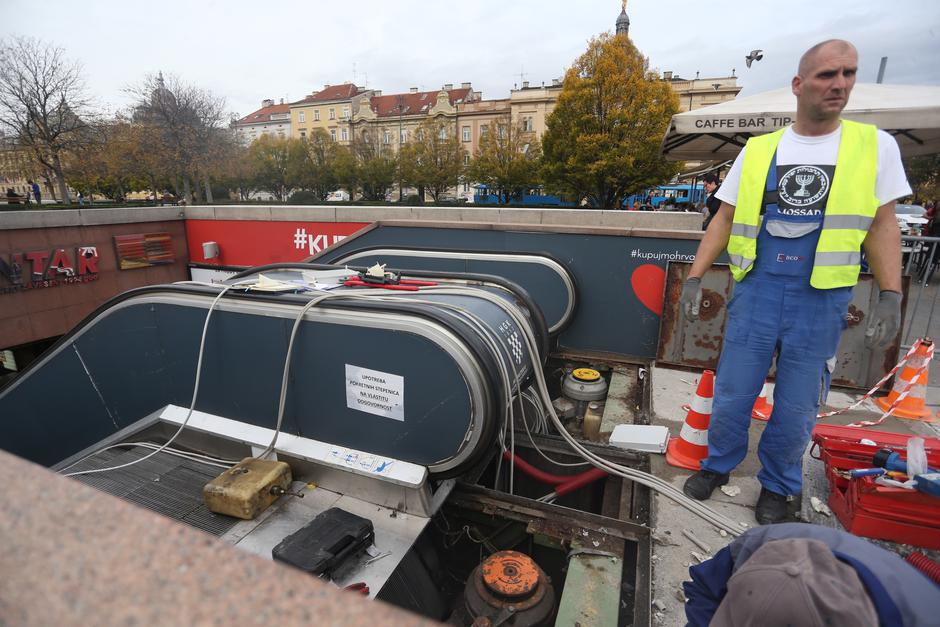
[{"xmin": 345, "ymin": 364, "xmax": 404, "ymax": 421}]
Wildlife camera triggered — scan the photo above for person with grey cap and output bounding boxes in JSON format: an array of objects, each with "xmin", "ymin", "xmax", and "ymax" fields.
[{"xmin": 683, "ymin": 523, "xmax": 939, "ymax": 626}]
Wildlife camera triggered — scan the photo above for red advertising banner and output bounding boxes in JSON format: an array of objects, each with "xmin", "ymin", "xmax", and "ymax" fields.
[{"xmin": 185, "ymin": 220, "xmax": 368, "ymax": 267}]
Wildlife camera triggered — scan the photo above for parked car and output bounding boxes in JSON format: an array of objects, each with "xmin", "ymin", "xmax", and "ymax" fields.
[
  {"xmin": 326, "ymin": 190, "xmax": 350, "ymax": 202},
  {"xmin": 895, "ymin": 204, "xmax": 928, "ymax": 236}
]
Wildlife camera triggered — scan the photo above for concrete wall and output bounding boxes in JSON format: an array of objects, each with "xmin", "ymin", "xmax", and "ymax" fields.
[
  {"xmin": 0, "ymin": 204, "xmax": 703, "ymax": 231},
  {"xmin": 184, "ymin": 204, "xmax": 704, "ymax": 230}
]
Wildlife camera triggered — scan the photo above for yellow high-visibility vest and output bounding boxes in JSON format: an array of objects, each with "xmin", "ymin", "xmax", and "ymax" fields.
[{"xmin": 727, "ymin": 119, "xmax": 879, "ymax": 289}]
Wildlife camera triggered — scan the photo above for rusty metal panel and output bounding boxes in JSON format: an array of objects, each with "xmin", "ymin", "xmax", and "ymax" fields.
[
  {"xmin": 657, "ymin": 262, "xmax": 909, "ymax": 390},
  {"xmin": 657, "ymin": 263, "xmax": 735, "ymax": 371}
]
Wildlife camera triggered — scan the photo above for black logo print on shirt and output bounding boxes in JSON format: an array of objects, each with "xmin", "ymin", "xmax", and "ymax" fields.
[{"xmin": 776, "ymin": 164, "xmax": 835, "ymax": 216}]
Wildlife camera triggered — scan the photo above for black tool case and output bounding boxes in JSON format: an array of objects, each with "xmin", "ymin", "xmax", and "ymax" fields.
[{"xmin": 272, "ymin": 508, "xmax": 375, "ymax": 577}]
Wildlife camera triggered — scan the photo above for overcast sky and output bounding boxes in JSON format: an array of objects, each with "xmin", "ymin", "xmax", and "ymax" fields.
[{"xmin": 2, "ymin": 0, "xmax": 938, "ymax": 119}]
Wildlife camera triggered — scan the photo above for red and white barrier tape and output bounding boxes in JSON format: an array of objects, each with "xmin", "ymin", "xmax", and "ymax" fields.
[{"xmin": 844, "ymin": 339, "xmax": 934, "ymax": 428}]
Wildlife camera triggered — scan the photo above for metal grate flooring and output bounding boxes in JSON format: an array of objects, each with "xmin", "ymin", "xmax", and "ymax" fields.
[{"xmin": 67, "ymin": 445, "xmax": 239, "ymax": 537}]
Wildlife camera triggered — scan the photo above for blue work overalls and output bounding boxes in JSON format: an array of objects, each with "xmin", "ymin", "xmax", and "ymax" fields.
[{"xmin": 700, "ymin": 154, "xmax": 852, "ymax": 496}]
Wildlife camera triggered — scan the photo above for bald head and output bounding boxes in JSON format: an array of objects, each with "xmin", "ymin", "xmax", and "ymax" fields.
[
  {"xmin": 798, "ymin": 39, "xmax": 857, "ymax": 77},
  {"xmin": 792, "ymin": 39, "xmax": 858, "ymax": 134}
]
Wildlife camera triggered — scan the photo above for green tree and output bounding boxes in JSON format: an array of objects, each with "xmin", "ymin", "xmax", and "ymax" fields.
[
  {"xmin": 541, "ymin": 32, "xmax": 680, "ymax": 209},
  {"xmin": 291, "ymin": 129, "xmax": 340, "ymax": 202},
  {"xmin": 217, "ymin": 142, "xmax": 259, "ymax": 201},
  {"xmin": 352, "ymin": 134, "xmax": 396, "ymax": 201},
  {"xmin": 466, "ymin": 114, "xmax": 542, "ymax": 204},
  {"xmin": 399, "ymin": 118, "xmax": 465, "ymax": 202},
  {"xmin": 904, "ymin": 155, "xmax": 940, "ymax": 202},
  {"xmin": 248, "ymin": 134, "xmax": 295, "ymax": 201}
]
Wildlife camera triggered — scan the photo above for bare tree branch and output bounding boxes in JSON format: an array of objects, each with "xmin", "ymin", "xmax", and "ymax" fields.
[{"xmin": 0, "ymin": 36, "xmax": 94, "ymax": 204}]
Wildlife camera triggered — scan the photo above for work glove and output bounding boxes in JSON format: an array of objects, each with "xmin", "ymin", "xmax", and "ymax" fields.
[
  {"xmin": 680, "ymin": 277, "xmax": 703, "ymax": 322},
  {"xmin": 865, "ymin": 290, "xmax": 902, "ymax": 348}
]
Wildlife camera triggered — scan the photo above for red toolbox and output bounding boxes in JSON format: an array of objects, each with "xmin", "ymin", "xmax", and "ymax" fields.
[{"xmin": 811, "ymin": 424, "xmax": 940, "ymax": 549}]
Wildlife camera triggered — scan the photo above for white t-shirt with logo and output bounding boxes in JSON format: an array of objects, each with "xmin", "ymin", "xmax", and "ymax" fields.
[{"xmin": 716, "ymin": 125, "xmax": 912, "ymax": 208}]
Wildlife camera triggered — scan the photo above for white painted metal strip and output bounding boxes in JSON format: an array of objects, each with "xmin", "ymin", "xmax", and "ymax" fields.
[
  {"xmin": 690, "ymin": 395, "xmax": 713, "ymax": 415},
  {"xmin": 679, "ymin": 423, "xmax": 709, "ymax": 446},
  {"xmin": 158, "ymin": 404, "xmax": 427, "ymax": 488}
]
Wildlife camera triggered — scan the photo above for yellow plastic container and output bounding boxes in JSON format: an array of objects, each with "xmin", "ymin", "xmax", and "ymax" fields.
[{"xmin": 203, "ymin": 458, "xmax": 292, "ymax": 520}]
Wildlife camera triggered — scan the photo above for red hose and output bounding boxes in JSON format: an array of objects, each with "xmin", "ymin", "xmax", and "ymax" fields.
[
  {"xmin": 553, "ymin": 468, "xmax": 609, "ymax": 497},
  {"xmin": 502, "ymin": 451, "xmax": 609, "ymax": 490},
  {"xmin": 906, "ymin": 552, "xmax": 940, "ymax": 585},
  {"xmin": 502, "ymin": 451, "xmax": 570, "ymax": 485}
]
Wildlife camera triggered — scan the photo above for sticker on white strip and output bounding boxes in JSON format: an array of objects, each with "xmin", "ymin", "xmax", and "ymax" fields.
[
  {"xmin": 690, "ymin": 394, "xmax": 713, "ymax": 415},
  {"xmin": 345, "ymin": 364, "xmax": 404, "ymax": 421},
  {"xmin": 680, "ymin": 423, "xmax": 709, "ymax": 446}
]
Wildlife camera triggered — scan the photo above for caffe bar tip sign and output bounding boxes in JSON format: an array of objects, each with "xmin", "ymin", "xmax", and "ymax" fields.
[
  {"xmin": 0, "ymin": 246, "xmax": 99, "ymax": 295},
  {"xmin": 677, "ymin": 114, "xmax": 795, "ymax": 133}
]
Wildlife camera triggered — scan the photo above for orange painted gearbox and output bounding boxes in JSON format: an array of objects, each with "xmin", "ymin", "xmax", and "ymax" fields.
[{"xmin": 480, "ymin": 551, "xmax": 541, "ymax": 598}]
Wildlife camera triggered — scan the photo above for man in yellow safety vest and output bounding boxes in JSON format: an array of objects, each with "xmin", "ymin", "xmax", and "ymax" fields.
[{"xmin": 679, "ymin": 40, "xmax": 911, "ymax": 524}]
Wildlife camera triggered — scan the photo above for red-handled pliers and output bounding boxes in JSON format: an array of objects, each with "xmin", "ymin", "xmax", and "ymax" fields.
[{"xmin": 344, "ymin": 581, "xmax": 370, "ymax": 595}]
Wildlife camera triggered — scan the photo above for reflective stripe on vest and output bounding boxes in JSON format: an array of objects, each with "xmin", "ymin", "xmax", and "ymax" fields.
[
  {"xmin": 731, "ymin": 223, "xmax": 760, "ymax": 238},
  {"xmin": 814, "ymin": 251, "xmax": 862, "ymax": 266},
  {"xmin": 727, "ymin": 119, "xmax": 880, "ymax": 289},
  {"xmin": 822, "ymin": 214, "xmax": 874, "ymax": 230}
]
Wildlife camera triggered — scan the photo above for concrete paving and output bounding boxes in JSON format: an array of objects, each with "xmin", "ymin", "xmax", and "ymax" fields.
[{"xmin": 646, "ymin": 365, "xmax": 940, "ymax": 626}]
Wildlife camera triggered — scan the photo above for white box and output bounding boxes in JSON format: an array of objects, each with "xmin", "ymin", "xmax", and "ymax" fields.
[{"xmin": 608, "ymin": 424, "xmax": 671, "ymax": 454}]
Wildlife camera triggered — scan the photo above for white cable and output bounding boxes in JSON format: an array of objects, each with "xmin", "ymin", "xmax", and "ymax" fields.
[
  {"xmin": 259, "ymin": 291, "xmax": 337, "ymax": 459},
  {"xmin": 413, "ymin": 285, "xmax": 745, "ymax": 536},
  {"xmin": 64, "ymin": 284, "xmax": 237, "ymax": 477},
  {"xmin": 61, "ymin": 442, "xmax": 238, "ymax": 473}
]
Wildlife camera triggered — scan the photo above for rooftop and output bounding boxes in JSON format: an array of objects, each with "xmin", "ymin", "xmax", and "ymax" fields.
[
  {"xmin": 234, "ymin": 102, "xmax": 290, "ymax": 126},
  {"xmin": 291, "ymin": 83, "xmax": 364, "ymax": 106},
  {"xmin": 369, "ymin": 88, "xmax": 472, "ymax": 118}
]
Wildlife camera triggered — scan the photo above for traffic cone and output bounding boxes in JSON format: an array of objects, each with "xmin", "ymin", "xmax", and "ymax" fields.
[
  {"xmin": 751, "ymin": 381, "xmax": 773, "ymax": 421},
  {"xmin": 666, "ymin": 370, "xmax": 714, "ymax": 470},
  {"xmin": 875, "ymin": 339, "xmax": 938, "ymax": 422}
]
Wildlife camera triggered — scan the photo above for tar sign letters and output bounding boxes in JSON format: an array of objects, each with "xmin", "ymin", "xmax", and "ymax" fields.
[
  {"xmin": 345, "ymin": 364, "xmax": 404, "ymax": 421},
  {"xmin": 0, "ymin": 246, "xmax": 100, "ymax": 295},
  {"xmin": 693, "ymin": 116, "xmax": 794, "ymax": 131}
]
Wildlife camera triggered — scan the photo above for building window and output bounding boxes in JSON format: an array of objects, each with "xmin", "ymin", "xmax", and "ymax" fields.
[
  {"xmin": 480, "ymin": 124, "xmax": 488, "ymax": 138},
  {"xmin": 314, "ymin": 109, "xmax": 320, "ymax": 121},
  {"xmin": 341, "ymin": 127, "xmax": 348, "ymax": 141},
  {"xmin": 523, "ymin": 116, "xmax": 533, "ymax": 132},
  {"xmin": 330, "ymin": 129, "xmax": 336, "ymax": 141},
  {"xmin": 300, "ymin": 131, "xmax": 306, "ymax": 140},
  {"xmin": 400, "ymin": 129, "xmax": 407, "ymax": 143},
  {"xmin": 462, "ymin": 126, "xmax": 470, "ymax": 142},
  {"xmin": 342, "ymin": 106, "xmax": 350, "ymax": 119},
  {"xmin": 439, "ymin": 127, "xmax": 447, "ymax": 140},
  {"xmin": 497, "ymin": 124, "xmax": 507, "ymax": 139},
  {"xmin": 329, "ymin": 108, "xmax": 335, "ymax": 120},
  {"xmin": 464, "ymin": 154, "xmax": 470, "ymax": 165},
  {"xmin": 383, "ymin": 130, "xmax": 391, "ymax": 144},
  {"xmin": 299, "ymin": 111, "xmax": 306, "ymax": 123}
]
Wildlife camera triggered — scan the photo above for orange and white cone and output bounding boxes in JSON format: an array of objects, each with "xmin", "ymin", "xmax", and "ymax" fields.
[
  {"xmin": 751, "ymin": 381, "xmax": 773, "ymax": 421},
  {"xmin": 666, "ymin": 370, "xmax": 714, "ymax": 470},
  {"xmin": 875, "ymin": 339, "xmax": 937, "ymax": 422}
]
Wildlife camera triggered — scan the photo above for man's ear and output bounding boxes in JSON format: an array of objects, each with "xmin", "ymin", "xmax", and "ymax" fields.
[{"xmin": 792, "ymin": 75, "xmax": 802, "ymax": 97}]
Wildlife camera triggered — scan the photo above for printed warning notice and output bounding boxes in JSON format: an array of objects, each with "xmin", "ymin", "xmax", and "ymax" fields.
[{"xmin": 345, "ymin": 364, "xmax": 404, "ymax": 421}]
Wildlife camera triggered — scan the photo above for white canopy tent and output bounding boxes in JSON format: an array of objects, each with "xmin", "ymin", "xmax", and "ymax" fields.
[{"xmin": 662, "ymin": 83, "xmax": 940, "ymax": 161}]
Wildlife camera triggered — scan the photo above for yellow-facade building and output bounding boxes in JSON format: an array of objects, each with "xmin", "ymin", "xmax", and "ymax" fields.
[{"xmin": 289, "ymin": 84, "xmax": 374, "ymax": 144}]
